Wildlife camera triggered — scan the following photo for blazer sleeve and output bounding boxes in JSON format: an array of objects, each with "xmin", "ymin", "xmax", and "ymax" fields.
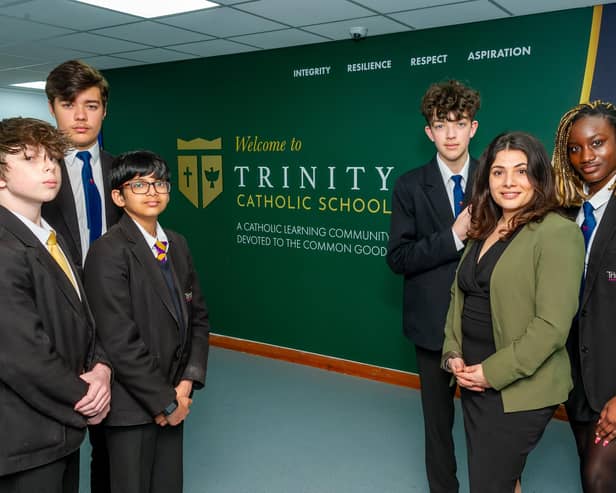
[
  {"xmin": 483, "ymin": 219, "xmax": 585, "ymax": 390},
  {"xmin": 387, "ymin": 176, "xmax": 460, "ymax": 276},
  {"xmin": 83, "ymin": 238, "xmax": 176, "ymax": 416},
  {"xmin": 177, "ymin": 235, "xmax": 210, "ymax": 389},
  {"xmin": 0, "ymin": 245, "xmax": 88, "ymax": 428}
]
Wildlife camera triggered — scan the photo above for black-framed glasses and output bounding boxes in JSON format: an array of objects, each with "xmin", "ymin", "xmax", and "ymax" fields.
[{"xmin": 122, "ymin": 180, "xmax": 171, "ymax": 194}]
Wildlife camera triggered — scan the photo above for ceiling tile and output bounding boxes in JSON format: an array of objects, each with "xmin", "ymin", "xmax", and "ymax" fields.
[
  {"xmin": 81, "ymin": 55, "xmax": 145, "ymax": 70},
  {"xmin": 93, "ymin": 21, "xmax": 213, "ymax": 46},
  {"xmin": 494, "ymin": 0, "xmax": 595, "ymax": 16},
  {"xmin": 0, "ymin": 67, "xmax": 54, "ymax": 86},
  {"xmin": 113, "ymin": 48, "xmax": 199, "ymax": 64},
  {"xmin": 0, "ymin": 0, "xmax": 139, "ymax": 30},
  {"xmin": 47, "ymin": 32, "xmax": 149, "ymax": 54},
  {"xmin": 231, "ymin": 28, "xmax": 328, "ymax": 49},
  {"xmin": 236, "ymin": 0, "xmax": 375, "ymax": 26},
  {"xmin": 0, "ymin": 15, "xmax": 73, "ymax": 45},
  {"xmin": 170, "ymin": 38, "xmax": 259, "ymax": 57},
  {"xmin": 303, "ymin": 15, "xmax": 411, "ymax": 40},
  {"xmin": 0, "ymin": 52, "xmax": 42, "ymax": 69},
  {"xmin": 390, "ymin": 0, "xmax": 509, "ymax": 30},
  {"xmin": 161, "ymin": 7, "xmax": 286, "ymax": 37},
  {"xmin": 353, "ymin": 0, "xmax": 464, "ymax": 13},
  {"xmin": 0, "ymin": 43, "xmax": 92, "ymax": 64}
]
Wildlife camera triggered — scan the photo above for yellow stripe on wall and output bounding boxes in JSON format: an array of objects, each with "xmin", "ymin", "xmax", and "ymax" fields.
[{"xmin": 580, "ymin": 5, "xmax": 603, "ymax": 103}]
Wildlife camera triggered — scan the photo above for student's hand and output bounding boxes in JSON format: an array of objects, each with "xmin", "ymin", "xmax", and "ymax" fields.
[
  {"xmin": 452, "ymin": 206, "xmax": 472, "ymax": 242},
  {"xmin": 154, "ymin": 413, "xmax": 169, "ymax": 427},
  {"xmin": 87, "ymin": 403, "xmax": 111, "ymax": 425},
  {"xmin": 595, "ymin": 396, "xmax": 616, "ymax": 446},
  {"xmin": 75, "ymin": 363, "xmax": 112, "ymax": 417},
  {"xmin": 455, "ymin": 364, "xmax": 490, "ymax": 392},
  {"xmin": 166, "ymin": 396, "xmax": 192, "ymax": 426},
  {"xmin": 175, "ymin": 379, "xmax": 193, "ymax": 399},
  {"xmin": 448, "ymin": 357, "xmax": 466, "ymax": 375}
]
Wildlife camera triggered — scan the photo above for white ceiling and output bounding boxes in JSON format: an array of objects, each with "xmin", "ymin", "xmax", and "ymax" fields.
[{"xmin": 0, "ymin": 0, "xmax": 608, "ymax": 91}]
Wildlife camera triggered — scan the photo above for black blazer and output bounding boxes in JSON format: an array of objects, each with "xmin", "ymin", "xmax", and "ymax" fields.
[
  {"xmin": 0, "ymin": 206, "xmax": 102, "ymax": 476},
  {"xmin": 568, "ymin": 194, "xmax": 616, "ymax": 417},
  {"xmin": 83, "ymin": 213, "xmax": 210, "ymax": 426},
  {"xmin": 42, "ymin": 150, "xmax": 122, "ymax": 267},
  {"xmin": 387, "ymin": 157, "xmax": 478, "ymax": 351}
]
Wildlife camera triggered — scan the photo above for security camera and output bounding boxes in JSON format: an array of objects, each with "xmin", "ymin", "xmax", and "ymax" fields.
[{"xmin": 350, "ymin": 26, "xmax": 368, "ymax": 40}]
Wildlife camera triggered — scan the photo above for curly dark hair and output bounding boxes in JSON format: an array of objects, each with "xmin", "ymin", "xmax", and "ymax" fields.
[
  {"xmin": 469, "ymin": 131, "xmax": 558, "ymax": 239},
  {"xmin": 420, "ymin": 80, "xmax": 481, "ymax": 124},
  {"xmin": 0, "ymin": 117, "xmax": 71, "ymax": 177}
]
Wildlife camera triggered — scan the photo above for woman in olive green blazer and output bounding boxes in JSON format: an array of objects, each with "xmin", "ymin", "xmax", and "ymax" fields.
[{"xmin": 442, "ymin": 132, "xmax": 585, "ymax": 493}]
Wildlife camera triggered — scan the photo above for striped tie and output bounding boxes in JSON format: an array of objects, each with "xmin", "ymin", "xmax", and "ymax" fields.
[
  {"xmin": 154, "ymin": 240, "xmax": 168, "ymax": 263},
  {"xmin": 47, "ymin": 231, "xmax": 78, "ymax": 291}
]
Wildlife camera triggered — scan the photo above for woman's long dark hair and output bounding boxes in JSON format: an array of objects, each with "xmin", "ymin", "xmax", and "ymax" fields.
[{"xmin": 468, "ymin": 131, "xmax": 558, "ymax": 239}]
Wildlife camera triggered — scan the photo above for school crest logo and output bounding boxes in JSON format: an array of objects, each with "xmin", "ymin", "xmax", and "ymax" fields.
[{"xmin": 177, "ymin": 137, "xmax": 222, "ymax": 208}]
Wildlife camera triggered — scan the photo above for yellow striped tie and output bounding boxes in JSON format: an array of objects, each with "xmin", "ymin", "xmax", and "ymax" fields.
[{"xmin": 46, "ymin": 231, "xmax": 78, "ymax": 291}]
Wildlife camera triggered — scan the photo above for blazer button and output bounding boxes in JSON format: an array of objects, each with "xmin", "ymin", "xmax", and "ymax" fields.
[
  {"xmin": 175, "ymin": 346, "xmax": 182, "ymax": 360},
  {"xmin": 581, "ymin": 345, "xmax": 589, "ymax": 353}
]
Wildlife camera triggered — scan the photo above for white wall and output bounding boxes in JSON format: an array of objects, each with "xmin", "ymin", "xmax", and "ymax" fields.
[{"xmin": 0, "ymin": 88, "xmax": 54, "ymax": 123}]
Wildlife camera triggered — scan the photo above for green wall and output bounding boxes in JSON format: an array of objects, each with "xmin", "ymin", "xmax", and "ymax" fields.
[{"xmin": 103, "ymin": 8, "xmax": 592, "ymax": 372}]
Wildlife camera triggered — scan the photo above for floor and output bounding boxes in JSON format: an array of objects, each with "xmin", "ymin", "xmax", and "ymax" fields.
[{"xmin": 80, "ymin": 346, "xmax": 582, "ymax": 492}]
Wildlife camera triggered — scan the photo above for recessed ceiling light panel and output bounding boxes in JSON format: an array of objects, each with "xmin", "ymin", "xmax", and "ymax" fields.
[
  {"xmin": 11, "ymin": 81, "xmax": 46, "ymax": 90},
  {"xmin": 75, "ymin": 0, "xmax": 219, "ymax": 18}
]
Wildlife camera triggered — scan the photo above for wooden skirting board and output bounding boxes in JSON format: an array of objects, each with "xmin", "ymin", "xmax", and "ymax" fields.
[{"xmin": 209, "ymin": 333, "xmax": 568, "ymax": 421}]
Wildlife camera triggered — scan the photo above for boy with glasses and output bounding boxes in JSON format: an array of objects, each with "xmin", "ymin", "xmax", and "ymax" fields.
[{"xmin": 83, "ymin": 150, "xmax": 210, "ymax": 493}]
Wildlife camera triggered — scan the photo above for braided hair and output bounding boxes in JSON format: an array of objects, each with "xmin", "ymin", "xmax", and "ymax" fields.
[{"xmin": 553, "ymin": 100, "xmax": 616, "ymax": 207}]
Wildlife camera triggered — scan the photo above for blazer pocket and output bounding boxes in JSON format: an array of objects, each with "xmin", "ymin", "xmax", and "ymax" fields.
[{"xmin": 2, "ymin": 400, "xmax": 66, "ymax": 457}]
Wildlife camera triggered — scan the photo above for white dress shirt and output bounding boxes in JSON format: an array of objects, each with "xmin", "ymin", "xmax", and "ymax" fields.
[
  {"xmin": 436, "ymin": 154, "xmax": 470, "ymax": 251},
  {"xmin": 64, "ymin": 143, "xmax": 108, "ymax": 261}
]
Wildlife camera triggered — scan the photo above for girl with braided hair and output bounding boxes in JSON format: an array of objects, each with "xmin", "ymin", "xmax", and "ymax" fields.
[{"xmin": 553, "ymin": 100, "xmax": 616, "ymax": 492}]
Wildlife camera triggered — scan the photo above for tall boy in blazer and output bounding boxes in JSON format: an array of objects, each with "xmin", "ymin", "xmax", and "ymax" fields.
[
  {"xmin": 43, "ymin": 60, "xmax": 121, "ymax": 268},
  {"xmin": 43, "ymin": 59, "xmax": 122, "ymax": 493},
  {"xmin": 386, "ymin": 80, "xmax": 480, "ymax": 493},
  {"xmin": 83, "ymin": 150, "xmax": 210, "ymax": 493},
  {"xmin": 0, "ymin": 117, "xmax": 111, "ymax": 493}
]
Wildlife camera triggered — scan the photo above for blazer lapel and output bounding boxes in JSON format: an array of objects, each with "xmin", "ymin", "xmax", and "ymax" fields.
[
  {"xmin": 121, "ymin": 216, "xmax": 182, "ymax": 328},
  {"xmin": 167, "ymin": 245, "xmax": 188, "ymax": 340},
  {"xmin": 465, "ymin": 158, "xmax": 479, "ymax": 206},
  {"xmin": 57, "ymin": 159, "xmax": 83, "ymax": 261},
  {"xmin": 0, "ymin": 207, "xmax": 84, "ymax": 312},
  {"xmin": 422, "ymin": 158, "xmax": 453, "ymax": 225},
  {"xmin": 583, "ymin": 194, "xmax": 616, "ymax": 307},
  {"xmin": 100, "ymin": 152, "xmax": 119, "ymax": 229}
]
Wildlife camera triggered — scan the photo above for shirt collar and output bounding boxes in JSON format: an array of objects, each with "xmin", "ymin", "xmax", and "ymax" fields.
[
  {"xmin": 130, "ymin": 217, "xmax": 169, "ymax": 251},
  {"xmin": 586, "ymin": 175, "xmax": 616, "ymax": 210},
  {"xmin": 436, "ymin": 153, "xmax": 470, "ymax": 184},
  {"xmin": 66, "ymin": 143, "xmax": 100, "ymax": 167},
  {"xmin": 10, "ymin": 210, "xmax": 54, "ymax": 245}
]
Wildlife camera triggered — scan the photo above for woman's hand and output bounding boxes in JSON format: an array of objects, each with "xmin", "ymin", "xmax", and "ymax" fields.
[
  {"xmin": 455, "ymin": 364, "xmax": 491, "ymax": 392},
  {"xmin": 595, "ymin": 396, "xmax": 616, "ymax": 446}
]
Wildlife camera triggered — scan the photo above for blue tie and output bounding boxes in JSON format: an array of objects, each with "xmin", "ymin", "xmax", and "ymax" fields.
[
  {"xmin": 581, "ymin": 201, "xmax": 596, "ymax": 250},
  {"xmin": 77, "ymin": 151, "xmax": 102, "ymax": 244},
  {"xmin": 452, "ymin": 175, "xmax": 464, "ymax": 217}
]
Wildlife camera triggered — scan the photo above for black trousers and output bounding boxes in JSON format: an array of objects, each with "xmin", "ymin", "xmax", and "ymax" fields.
[
  {"xmin": 0, "ymin": 449, "xmax": 79, "ymax": 493},
  {"xmin": 105, "ymin": 422, "xmax": 184, "ymax": 493},
  {"xmin": 90, "ymin": 423, "xmax": 111, "ymax": 493},
  {"xmin": 415, "ymin": 345, "xmax": 459, "ymax": 493}
]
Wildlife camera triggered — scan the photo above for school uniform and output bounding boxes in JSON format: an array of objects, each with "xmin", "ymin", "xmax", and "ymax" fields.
[
  {"xmin": 42, "ymin": 144, "xmax": 121, "ymax": 493},
  {"xmin": 387, "ymin": 155, "xmax": 477, "ymax": 493},
  {"xmin": 0, "ymin": 206, "xmax": 105, "ymax": 492},
  {"xmin": 83, "ymin": 213, "xmax": 210, "ymax": 493}
]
